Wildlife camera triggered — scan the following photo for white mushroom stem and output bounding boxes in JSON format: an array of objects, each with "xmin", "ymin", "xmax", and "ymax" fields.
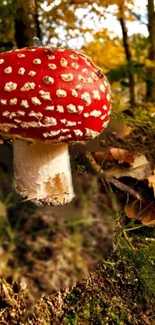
[{"xmin": 13, "ymin": 139, "xmax": 75, "ymax": 205}]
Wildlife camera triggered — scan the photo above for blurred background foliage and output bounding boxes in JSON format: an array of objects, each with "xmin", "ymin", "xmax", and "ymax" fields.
[
  {"xmin": 0, "ymin": 0, "xmax": 155, "ymax": 106},
  {"xmin": 0, "ymin": 0, "xmax": 155, "ymax": 105}
]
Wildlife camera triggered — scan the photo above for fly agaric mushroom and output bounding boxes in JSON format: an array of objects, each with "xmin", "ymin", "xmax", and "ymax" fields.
[{"xmin": 0, "ymin": 47, "xmax": 111, "ymax": 205}]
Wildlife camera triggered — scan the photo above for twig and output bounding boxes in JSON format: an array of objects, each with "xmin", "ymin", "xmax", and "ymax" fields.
[
  {"xmin": 84, "ymin": 152, "xmax": 142, "ymax": 200},
  {"xmin": 123, "ymin": 230, "xmax": 137, "ymax": 251}
]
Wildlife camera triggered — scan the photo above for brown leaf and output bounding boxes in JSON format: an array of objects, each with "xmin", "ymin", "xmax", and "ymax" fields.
[
  {"xmin": 94, "ymin": 148, "xmax": 135, "ymax": 165},
  {"xmin": 109, "ymin": 148, "xmax": 135, "ymax": 164},
  {"xmin": 107, "ymin": 155, "xmax": 153, "ymax": 180},
  {"xmin": 125, "ymin": 200, "xmax": 155, "ymax": 226},
  {"xmin": 147, "ymin": 174, "xmax": 155, "ymax": 197}
]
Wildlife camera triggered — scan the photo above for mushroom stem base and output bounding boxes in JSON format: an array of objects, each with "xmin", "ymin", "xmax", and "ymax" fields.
[{"xmin": 13, "ymin": 139, "xmax": 75, "ymax": 205}]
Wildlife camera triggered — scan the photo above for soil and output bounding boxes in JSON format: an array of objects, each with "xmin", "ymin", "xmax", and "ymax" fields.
[{"xmin": 0, "ymin": 115, "xmax": 155, "ymax": 324}]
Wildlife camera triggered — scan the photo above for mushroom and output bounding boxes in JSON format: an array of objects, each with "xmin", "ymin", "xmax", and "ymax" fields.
[{"xmin": 0, "ymin": 47, "xmax": 111, "ymax": 205}]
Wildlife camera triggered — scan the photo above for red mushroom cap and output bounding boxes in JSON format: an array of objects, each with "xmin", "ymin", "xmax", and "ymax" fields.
[{"xmin": 0, "ymin": 47, "xmax": 111, "ymax": 142}]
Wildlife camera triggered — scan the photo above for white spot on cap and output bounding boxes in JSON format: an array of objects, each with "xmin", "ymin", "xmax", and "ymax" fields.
[
  {"xmin": 77, "ymin": 105, "xmax": 84, "ymax": 113},
  {"xmin": 18, "ymin": 67, "xmax": 25, "ymax": 75},
  {"xmin": 28, "ymin": 48, "xmax": 36, "ymax": 52},
  {"xmin": 60, "ymin": 58, "xmax": 68, "ymax": 67},
  {"xmin": 22, "ymin": 121, "xmax": 41, "ymax": 128},
  {"xmin": 0, "ymin": 99, "xmax": 7, "ymax": 105},
  {"xmin": 0, "ymin": 59, "xmax": 4, "ymax": 64},
  {"xmin": 81, "ymin": 92, "xmax": 91, "ymax": 105},
  {"xmin": 85, "ymin": 128, "xmax": 100, "ymax": 139},
  {"xmin": 84, "ymin": 59, "xmax": 91, "ymax": 67},
  {"xmin": 66, "ymin": 121, "xmax": 77, "ymax": 126},
  {"xmin": 2, "ymin": 111, "xmax": 10, "ymax": 117},
  {"xmin": 103, "ymin": 105, "xmax": 108, "ymax": 111},
  {"xmin": 20, "ymin": 100, "xmax": 29, "ymax": 108},
  {"xmin": 56, "ymin": 105, "xmax": 64, "ymax": 113},
  {"xmin": 104, "ymin": 79, "xmax": 109, "ymax": 86},
  {"xmin": 45, "ymin": 106, "xmax": 54, "ymax": 111},
  {"xmin": 10, "ymin": 112, "xmax": 16, "ymax": 119},
  {"xmin": 82, "ymin": 68, "xmax": 88, "ymax": 74},
  {"xmin": 44, "ymin": 117, "xmax": 57, "ymax": 126},
  {"xmin": 91, "ymin": 72, "xmax": 98, "ymax": 81},
  {"xmin": 84, "ymin": 112, "xmax": 89, "ymax": 118},
  {"xmin": 4, "ymin": 66, "xmax": 12, "ymax": 74},
  {"xmin": 20, "ymin": 82, "xmax": 35, "ymax": 91},
  {"xmin": 10, "ymin": 98, "xmax": 17, "ymax": 105},
  {"xmin": 17, "ymin": 53, "xmax": 25, "ymax": 58},
  {"xmin": 33, "ymin": 59, "xmax": 41, "ymax": 64},
  {"xmin": 43, "ymin": 76, "xmax": 54, "ymax": 85},
  {"xmin": 71, "ymin": 62, "xmax": 79, "ymax": 69},
  {"xmin": 61, "ymin": 128, "xmax": 70, "ymax": 133},
  {"xmin": 75, "ymin": 85, "xmax": 82, "ymax": 90},
  {"xmin": 28, "ymin": 71, "xmax": 36, "ymax": 76},
  {"xmin": 14, "ymin": 119, "xmax": 21, "ymax": 123},
  {"xmin": 90, "ymin": 110, "xmax": 102, "ymax": 117},
  {"xmin": 106, "ymin": 93, "xmax": 110, "ymax": 101},
  {"xmin": 60, "ymin": 119, "xmax": 66, "ymax": 125},
  {"xmin": 4, "ymin": 82, "xmax": 17, "ymax": 92},
  {"xmin": 9, "ymin": 112, "xmax": 17, "ymax": 119},
  {"xmin": 33, "ymin": 58, "xmax": 41, "ymax": 64},
  {"xmin": 92, "ymin": 90, "xmax": 101, "ymax": 100},
  {"xmin": 43, "ymin": 130, "xmax": 60, "ymax": 138},
  {"xmin": 48, "ymin": 63, "xmax": 57, "ymax": 70},
  {"xmin": 67, "ymin": 104, "xmax": 77, "ymax": 113},
  {"xmin": 58, "ymin": 135, "xmax": 72, "ymax": 141},
  {"xmin": 74, "ymin": 129, "xmax": 83, "ymax": 137},
  {"xmin": 17, "ymin": 110, "xmax": 25, "ymax": 116},
  {"xmin": 71, "ymin": 89, "xmax": 78, "ymax": 98},
  {"xmin": 29, "ymin": 111, "xmax": 43, "ymax": 119},
  {"xmin": 0, "ymin": 123, "xmax": 18, "ymax": 132},
  {"xmin": 48, "ymin": 55, "xmax": 55, "ymax": 60},
  {"xmin": 31, "ymin": 97, "xmax": 41, "ymax": 105},
  {"xmin": 88, "ymin": 77, "xmax": 93, "ymax": 84},
  {"xmin": 56, "ymin": 89, "xmax": 67, "ymax": 98},
  {"xmin": 101, "ymin": 114, "xmax": 107, "ymax": 120},
  {"xmin": 70, "ymin": 54, "xmax": 78, "ymax": 60},
  {"xmin": 78, "ymin": 75, "xmax": 85, "ymax": 82},
  {"xmin": 61, "ymin": 73, "xmax": 73, "ymax": 82},
  {"xmin": 39, "ymin": 90, "xmax": 51, "ymax": 100},
  {"xmin": 100, "ymin": 84, "xmax": 105, "ymax": 92},
  {"xmin": 102, "ymin": 120, "xmax": 109, "ymax": 128}
]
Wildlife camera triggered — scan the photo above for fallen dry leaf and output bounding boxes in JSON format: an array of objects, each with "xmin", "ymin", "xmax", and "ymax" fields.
[
  {"xmin": 110, "ymin": 148, "xmax": 135, "ymax": 164},
  {"xmin": 94, "ymin": 148, "xmax": 135, "ymax": 165},
  {"xmin": 147, "ymin": 174, "xmax": 155, "ymax": 197},
  {"xmin": 107, "ymin": 154, "xmax": 153, "ymax": 180},
  {"xmin": 125, "ymin": 200, "xmax": 155, "ymax": 226}
]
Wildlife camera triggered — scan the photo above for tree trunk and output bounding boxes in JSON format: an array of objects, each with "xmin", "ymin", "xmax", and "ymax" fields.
[
  {"xmin": 146, "ymin": 0, "xmax": 155, "ymax": 101},
  {"xmin": 34, "ymin": 0, "xmax": 42, "ymax": 42},
  {"xmin": 14, "ymin": 0, "xmax": 41, "ymax": 48},
  {"xmin": 119, "ymin": 5, "xmax": 136, "ymax": 106}
]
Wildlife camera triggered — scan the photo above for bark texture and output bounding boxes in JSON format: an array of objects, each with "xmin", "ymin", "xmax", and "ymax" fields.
[
  {"xmin": 146, "ymin": 0, "xmax": 155, "ymax": 101},
  {"xmin": 14, "ymin": 0, "xmax": 41, "ymax": 48},
  {"xmin": 119, "ymin": 4, "xmax": 136, "ymax": 106}
]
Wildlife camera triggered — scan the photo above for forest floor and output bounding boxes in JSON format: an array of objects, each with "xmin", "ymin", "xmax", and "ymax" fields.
[{"xmin": 0, "ymin": 107, "xmax": 155, "ymax": 325}]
